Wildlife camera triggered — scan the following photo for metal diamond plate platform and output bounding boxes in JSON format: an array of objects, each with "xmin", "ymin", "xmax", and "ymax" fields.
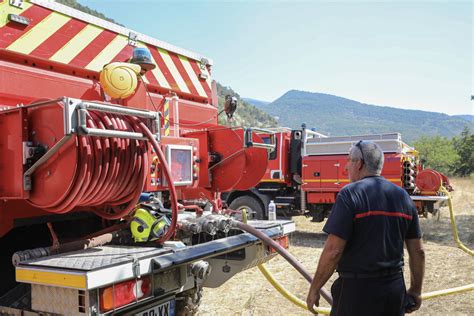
[{"xmin": 23, "ymin": 245, "xmax": 171, "ymax": 271}]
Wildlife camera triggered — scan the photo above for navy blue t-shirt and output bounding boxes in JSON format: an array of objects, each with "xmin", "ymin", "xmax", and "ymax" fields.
[{"xmin": 323, "ymin": 176, "xmax": 422, "ymax": 273}]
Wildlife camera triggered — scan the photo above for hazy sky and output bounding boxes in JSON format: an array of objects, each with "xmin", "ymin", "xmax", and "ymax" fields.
[{"xmin": 79, "ymin": 0, "xmax": 473, "ymax": 116}]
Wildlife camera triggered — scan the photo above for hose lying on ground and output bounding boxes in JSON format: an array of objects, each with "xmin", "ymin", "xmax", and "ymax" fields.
[
  {"xmin": 439, "ymin": 185, "xmax": 473, "ymax": 256},
  {"xmin": 257, "ymin": 264, "xmax": 330, "ymax": 314},
  {"xmin": 239, "ymin": 210, "xmax": 331, "ymax": 314},
  {"xmin": 421, "ymin": 284, "xmax": 474, "ymax": 300},
  {"xmin": 237, "ymin": 188, "xmax": 474, "ymax": 313},
  {"xmin": 232, "ymin": 220, "xmax": 333, "ymax": 306}
]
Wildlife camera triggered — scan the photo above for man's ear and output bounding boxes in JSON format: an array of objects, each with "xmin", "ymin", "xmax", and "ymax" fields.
[{"xmin": 357, "ymin": 160, "xmax": 364, "ymax": 171}]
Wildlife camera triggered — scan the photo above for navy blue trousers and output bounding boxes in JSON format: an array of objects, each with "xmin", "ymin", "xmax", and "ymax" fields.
[{"xmin": 330, "ymin": 273, "xmax": 406, "ymax": 316}]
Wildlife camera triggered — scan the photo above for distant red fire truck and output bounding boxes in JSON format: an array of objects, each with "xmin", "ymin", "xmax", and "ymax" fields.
[{"xmin": 224, "ymin": 126, "xmax": 452, "ymax": 221}]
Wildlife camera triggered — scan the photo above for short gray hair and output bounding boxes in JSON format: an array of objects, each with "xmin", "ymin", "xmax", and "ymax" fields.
[{"xmin": 350, "ymin": 141, "xmax": 384, "ymax": 175}]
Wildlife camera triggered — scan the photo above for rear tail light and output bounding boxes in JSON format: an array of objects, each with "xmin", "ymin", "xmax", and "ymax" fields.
[
  {"xmin": 268, "ymin": 235, "xmax": 289, "ymax": 254},
  {"xmin": 100, "ymin": 276, "xmax": 151, "ymax": 312}
]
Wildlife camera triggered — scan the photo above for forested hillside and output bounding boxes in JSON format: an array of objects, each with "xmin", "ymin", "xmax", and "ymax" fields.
[{"xmin": 217, "ymin": 84, "xmax": 278, "ymax": 128}]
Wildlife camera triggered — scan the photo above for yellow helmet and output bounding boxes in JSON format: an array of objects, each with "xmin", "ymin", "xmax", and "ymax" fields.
[
  {"xmin": 130, "ymin": 207, "xmax": 170, "ymax": 242},
  {"xmin": 99, "ymin": 62, "xmax": 141, "ymax": 99}
]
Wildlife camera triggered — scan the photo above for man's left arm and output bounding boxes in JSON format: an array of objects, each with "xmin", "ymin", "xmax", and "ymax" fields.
[{"xmin": 306, "ymin": 234, "xmax": 346, "ymax": 314}]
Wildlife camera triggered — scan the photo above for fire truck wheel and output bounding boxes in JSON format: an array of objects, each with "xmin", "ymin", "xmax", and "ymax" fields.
[
  {"xmin": 310, "ymin": 210, "xmax": 325, "ymax": 222},
  {"xmin": 229, "ymin": 196, "xmax": 264, "ymax": 220},
  {"xmin": 309, "ymin": 204, "xmax": 331, "ymax": 222},
  {"xmin": 176, "ymin": 286, "xmax": 202, "ymax": 316}
]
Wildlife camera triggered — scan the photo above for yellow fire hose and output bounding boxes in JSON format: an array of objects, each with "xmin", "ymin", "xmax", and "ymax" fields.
[
  {"xmin": 241, "ymin": 210, "xmax": 331, "ymax": 315},
  {"xmin": 439, "ymin": 185, "xmax": 474, "ymax": 256},
  {"xmin": 421, "ymin": 284, "xmax": 474, "ymax": 300}
]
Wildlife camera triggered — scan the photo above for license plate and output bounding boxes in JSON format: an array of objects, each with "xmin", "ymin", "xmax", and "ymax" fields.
[{"xmin": 135, "ymin": 299, "xmax": 175, "ymax": 316}]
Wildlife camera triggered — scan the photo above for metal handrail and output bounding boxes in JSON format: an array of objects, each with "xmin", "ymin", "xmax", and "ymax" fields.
[
  {"xmin": 23, "ymin": 97, "xmax": 161, "ymax": 190},
  {"xmin": 77, "ymin": 109, "xmax": 148, "ymax": 140},
  {"xmin": 244, "ymin": 127, "xmax": 276, "ymax": 151}
]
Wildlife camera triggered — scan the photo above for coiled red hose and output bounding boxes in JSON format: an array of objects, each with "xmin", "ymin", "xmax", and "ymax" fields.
[
  {"xmin": 27, "ymin": 111, "xmax": 146, "ymax": 219},
  {"xmin": 90, "ymin": 114, "xmax": 147, "ymax": 219},
  {"xmin": 27, "ymin": 108, "xmax": 178, "ymax": 243}
]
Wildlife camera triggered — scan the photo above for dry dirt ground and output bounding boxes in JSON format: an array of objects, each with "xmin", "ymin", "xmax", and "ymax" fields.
[{"xmin": 200, "ymin": 178, "xmax": 474, "ymax": 315}]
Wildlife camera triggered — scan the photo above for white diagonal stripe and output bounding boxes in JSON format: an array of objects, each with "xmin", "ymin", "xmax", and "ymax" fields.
[
  {"xmin": 158, "ymin": 48, "xmax": 190, "ymax": 93},
  {"xmin": 7, "ymin": 12, "xmax": 70, "ymax": 55},
  {"xmin": 50, "ymin": 24, "xmax": 103, "ymax": 64},
  {"xmin": 179, "ymin": 55, "xmax": 207, "ymax": 97}
]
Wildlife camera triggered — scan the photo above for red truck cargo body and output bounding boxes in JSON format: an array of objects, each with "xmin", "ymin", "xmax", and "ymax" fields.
[{"xmin": 302, "ymin": 153, "xmax": 403, "ymax": 204}]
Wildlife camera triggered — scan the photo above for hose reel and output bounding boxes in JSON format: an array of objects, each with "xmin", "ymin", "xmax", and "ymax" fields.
[{"xmin": 24, "ymin": 98, "xmax": 160, "ymax": 219}]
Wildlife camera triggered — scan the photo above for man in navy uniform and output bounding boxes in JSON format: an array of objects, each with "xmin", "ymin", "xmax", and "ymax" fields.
[{"xmin": 306, "ymin": 140, "xmax": 425, "ymax": 315}]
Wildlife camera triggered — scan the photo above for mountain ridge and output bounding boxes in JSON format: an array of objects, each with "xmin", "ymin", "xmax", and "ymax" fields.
[
  {"xmin": 249, "ymin": 90, "xmax": 472, "ymax": 143},
  {"xmin": 242, "ymin": 98, "xmax": 270, "ymax": 108},
  {"xmin": 453, "ymin": 114, "xmax": 474, "ymax": 122}
]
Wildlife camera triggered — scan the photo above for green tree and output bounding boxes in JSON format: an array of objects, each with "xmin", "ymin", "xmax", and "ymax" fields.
[
  {"xmin": 413, "ymin": 136, "xmax": 459, "ymax": 175},
  {"xmin": 452, "ymin": 127, "xmax": 474, "ymax": 176}
]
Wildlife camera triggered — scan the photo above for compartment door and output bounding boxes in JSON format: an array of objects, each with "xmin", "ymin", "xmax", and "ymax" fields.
[
  {"xmin": 320, "ymin": 160, "xmax": 340, "ymax": 189},
  {"xmin": 302, "ymin": 157, "xmax": 321, "ymax": 189}
]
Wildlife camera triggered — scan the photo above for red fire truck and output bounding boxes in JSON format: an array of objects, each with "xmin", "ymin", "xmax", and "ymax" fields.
[
  {"xmin": 0, "ymin": 1, "xmax": 294, "ymax": 315},
  {"xmin": 225, "ymin": 126, "xmax": 452, "ymax": 221}
]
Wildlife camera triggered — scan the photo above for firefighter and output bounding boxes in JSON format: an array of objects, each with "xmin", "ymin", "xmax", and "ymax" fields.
[{"xmin": 306, "ymin": 140, "xmax": 425, "ymax": 315}]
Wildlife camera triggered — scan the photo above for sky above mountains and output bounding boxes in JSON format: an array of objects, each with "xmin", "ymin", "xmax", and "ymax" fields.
[{"xmin": 79, "ymin": 0, "xmax": 472, "ymax": 115}]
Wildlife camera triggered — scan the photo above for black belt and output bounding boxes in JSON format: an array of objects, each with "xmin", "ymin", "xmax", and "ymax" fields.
[{"xmin": 338, "ymin": 268, "xmax": 403, "ymax": 279}]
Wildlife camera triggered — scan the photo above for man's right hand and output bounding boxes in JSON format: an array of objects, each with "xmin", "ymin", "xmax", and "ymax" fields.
[
  {"xmin": 405, "ymin": 289, "xmax": 422, "ymax": 313},
  {"xmin": 405, "ymin": 238, "xmax": 425, "ymax": 313},
  {"xmin": 306, "ymin": 287, "xmax": 321, "ymax": 315}
]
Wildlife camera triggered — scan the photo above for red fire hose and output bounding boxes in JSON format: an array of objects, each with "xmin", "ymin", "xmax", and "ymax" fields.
[
  {"xmin": 27, "ymin": 112, "xmax": 146, "ymax": 219},
  {"xmin": 136, "ymin": 120, "xmax": 178, "ymax": 244},
  {"xmin": 233, "ymin": 220, "xmax": 333, "ymax": 305},
  {"xmin": 27, "ymin": 110, "xmax": 178, "ymax": 243}
]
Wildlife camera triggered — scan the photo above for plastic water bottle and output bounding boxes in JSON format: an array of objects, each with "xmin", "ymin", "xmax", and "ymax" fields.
[{"xmin": 268, "ymin": 200, "xmax": 276, "ymax": 221}]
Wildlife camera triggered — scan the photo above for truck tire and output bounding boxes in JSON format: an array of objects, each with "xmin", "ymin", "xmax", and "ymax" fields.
[
  {"xmin": 310, "ymin": 209, "xmax": 325, "ymax": 222},
  {"xmin": 309, "ymin": 204, "xmax": 331, "ymax": 222},
  {"xmin": 229, "ymin": 196, "xmax": 264, "ymax": 220},
  {"xmin": 176, "ymin": 286, "xmax": 202, "ymax": 316}
]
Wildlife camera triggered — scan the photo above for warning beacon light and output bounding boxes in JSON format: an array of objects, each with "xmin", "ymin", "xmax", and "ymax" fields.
[{"xmin": 130, "ymin": 47, "xmax": 156, "ymax": 72}]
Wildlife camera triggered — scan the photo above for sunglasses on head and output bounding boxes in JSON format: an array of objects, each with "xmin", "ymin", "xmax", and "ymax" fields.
[{"xmin": 354, "ymin": 140, "xmax": 365, "ymax": 162}]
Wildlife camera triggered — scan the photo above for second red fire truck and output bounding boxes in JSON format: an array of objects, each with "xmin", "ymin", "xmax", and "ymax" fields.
[{"xmin": 225, "ymin": 125, "xmax": 452, "ymax": 221}]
